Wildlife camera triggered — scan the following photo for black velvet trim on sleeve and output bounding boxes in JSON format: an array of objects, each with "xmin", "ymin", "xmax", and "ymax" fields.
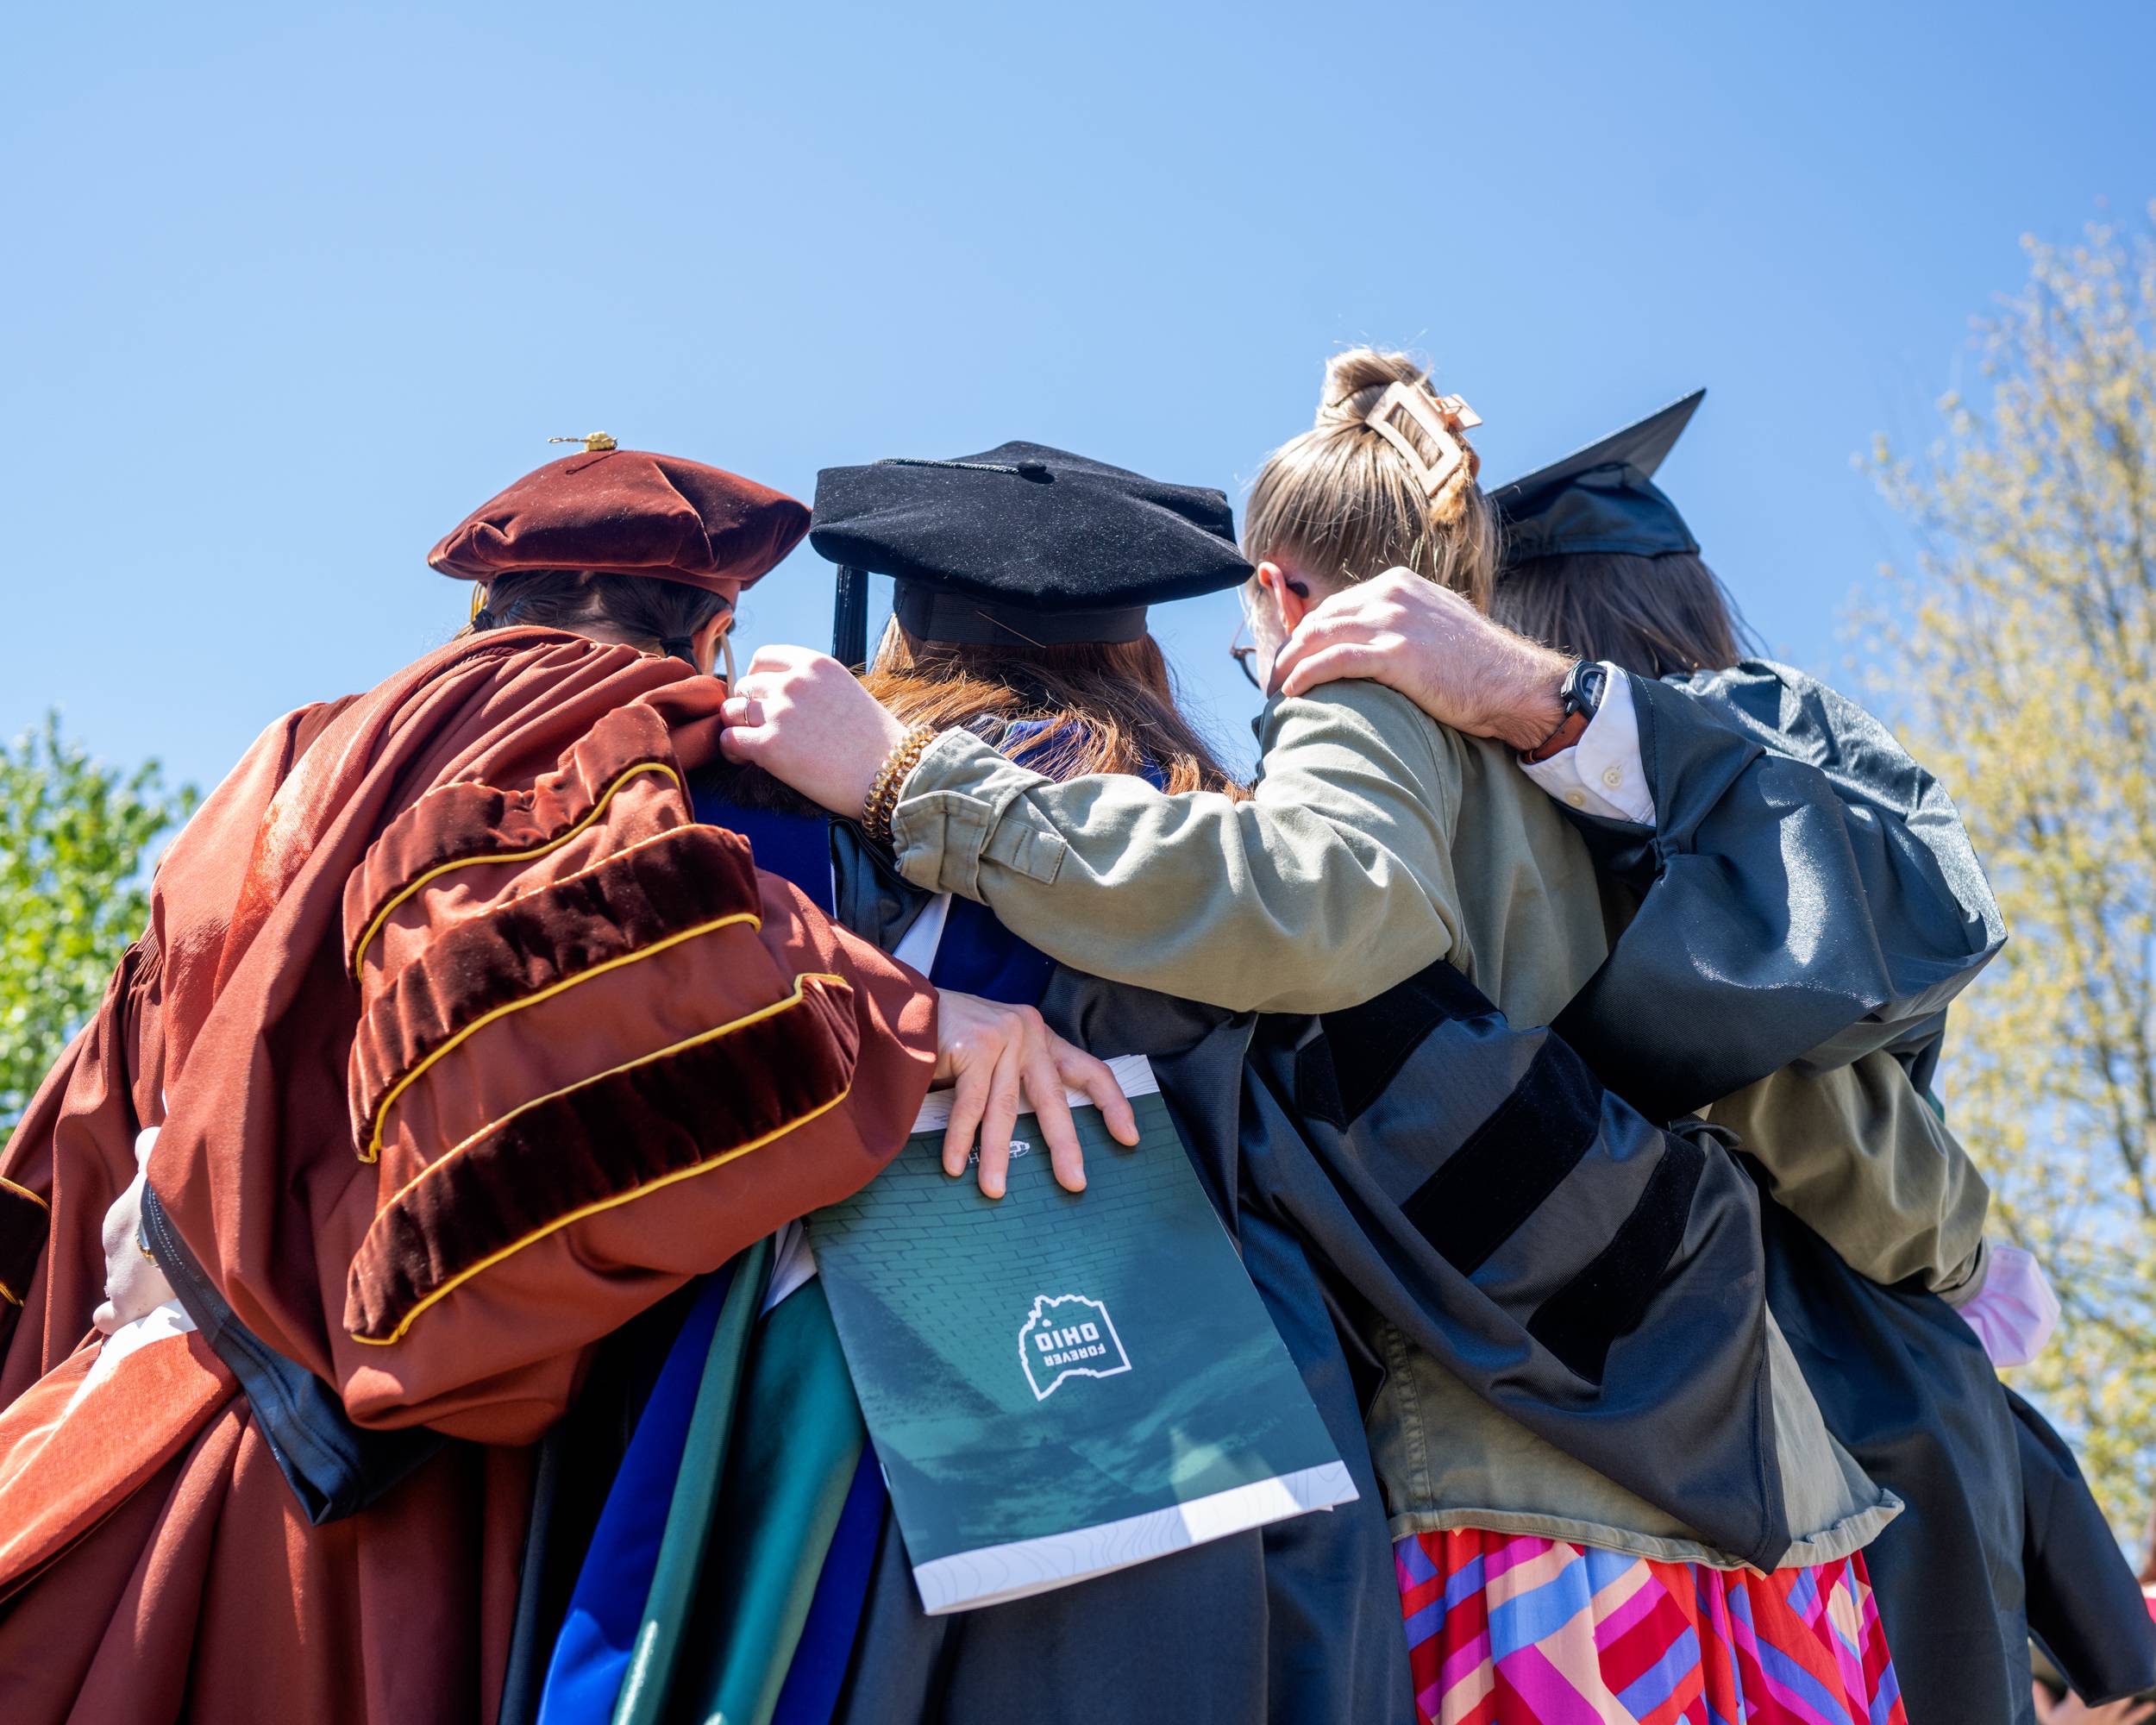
[
  {"xmin": 1527, "ymin": 1132, "xmax": 1705, "ymax": 1383},
  {"xmin": 1307, "ymin": 957, "xmax": 1497, "ymax": 1129},
  {"xmin": 1401, "ymin": 1035, "xmax": 1602, "ymax": 1278}
]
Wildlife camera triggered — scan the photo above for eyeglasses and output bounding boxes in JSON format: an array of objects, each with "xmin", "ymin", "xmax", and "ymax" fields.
[{"xmin": 1230, "ymin": 621, "xmax": 1263, "ymax": 692}]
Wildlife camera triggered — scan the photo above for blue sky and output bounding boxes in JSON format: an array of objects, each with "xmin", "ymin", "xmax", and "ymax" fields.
[{"xmin": 3, "ymin": 0, "xmax": 2152, "ymax": 794}]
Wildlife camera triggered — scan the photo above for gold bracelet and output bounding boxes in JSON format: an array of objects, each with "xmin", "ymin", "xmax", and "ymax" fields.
[
  {"xmin": 863, "ymin": 729, "xmax": 934, "ymax": 846},
  {"xmin": 868, "ymin": 727, "xmax": 936, "ymax": 842},
  {"xmin": 862, "ymin": 726, "xmax": 937, "ymax": 847},
  {"xmin": 861, "ymin": 742, "xmax": 906, "ymax": 836}
]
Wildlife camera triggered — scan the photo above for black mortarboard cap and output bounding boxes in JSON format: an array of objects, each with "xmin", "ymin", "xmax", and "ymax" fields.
[
  {"xmin": 811, "ymin": 441, "xmax": 1253, "ymax": 655},
  {"xmin": 1491, "ymin": 390, "xmax": 1707, "ymax": 569}
]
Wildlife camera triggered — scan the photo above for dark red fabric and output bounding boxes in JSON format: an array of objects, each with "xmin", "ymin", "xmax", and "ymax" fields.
[
  {"xmin": 0, "ymin": 630, "xmax": 936, "ymax": 1724},
  {"xmin": 428, "ymin": 448, "xmax": 810, "ymax": 597},
  {"xmin": 341, "ymin": 699, "xmax": 693, "ymax": 978},
  {"xmin": 131, "ymin": 632, "xmax": 932, "ymax": 1438},
  {"xmin": 346, "ymin": 970, "xmax": 857, "ymax": 1344},
  {"xmin": 0, "ymin": 695, "xmax": 356, "ymax": 1402},
  {"xmin": 0, "ymin": 1402, "xmax": 530, "ymax": 1725},
  {"xmin": 0, "ymin": 1177, "xmax": 47, "ymax": 1317},
  {"xmin": 347, "ymin": 823, "xmax": 760, "ymax": 1154}
]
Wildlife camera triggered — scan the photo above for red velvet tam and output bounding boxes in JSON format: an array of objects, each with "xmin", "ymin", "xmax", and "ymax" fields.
[{"xmin": 429, "ymin": 441, "xmax": 811, "ymax": 597}]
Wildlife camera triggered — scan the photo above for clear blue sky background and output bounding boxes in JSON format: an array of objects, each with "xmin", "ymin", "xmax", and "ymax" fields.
[{"xmin": 3, "ymin": 1, "xmax": 2152, "ymax": 794}]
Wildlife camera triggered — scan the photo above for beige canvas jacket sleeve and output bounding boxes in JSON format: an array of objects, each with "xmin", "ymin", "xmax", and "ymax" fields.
[
  {"xmin": 889, "ymin": 681, "xmax": 1469, "ymax": 1015},
  {"xmin": 1702, "ymin": 1052, "xmax": 1992, "ymax": 1300},
  {"xmin": 889, "ymin": 677, "xmax": 1990, "ymax": 1295}
]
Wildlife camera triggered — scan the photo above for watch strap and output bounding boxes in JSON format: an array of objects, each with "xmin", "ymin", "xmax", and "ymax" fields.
[
  {"xmin": 1522, "ymin": 706, "xmax": 1592, "ymax": 763},
  {"xmin": 1523, "ymin": 660, "xmax": 1604, "ymax": 762}
]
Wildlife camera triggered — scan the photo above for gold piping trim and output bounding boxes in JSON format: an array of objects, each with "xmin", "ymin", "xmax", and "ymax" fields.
[
  {"xmin": 0, "ymin": 1176, "xmax": 50, "ymax": 1214},
  {"xmin": 356, "ymin": 908, "xmax": 762, "ymax": 1163},
  {"xmin": 374, "ymin": 967, "xmax": 849, "ymax": 1210},
  {"xmin": 486, "ymin": 823, "xmax": 739, "ymax": 919},
  {"xmin": 0, "ymin": 1280, "xmax": 21, "ymax": 1309},
  {"xmin": 349, "ymin": 971, "xmax": 851, "ymax": 1346},
  {"xmin": 348, "ymin": 759, "xmax": 683, "ymax": 979}
]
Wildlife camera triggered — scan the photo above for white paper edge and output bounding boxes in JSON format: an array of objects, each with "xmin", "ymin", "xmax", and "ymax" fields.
[
  {"xmin": 909, "ymin": 1458, "xmax": 1357, "ymax": 1615},
  {"xmin": 761, "ymin": 1218, "xmax": 820, "ymax": 1313},
  {"xmin": 911, "ymin": 1051, "xmax": 1159, "ymax": 1135}
]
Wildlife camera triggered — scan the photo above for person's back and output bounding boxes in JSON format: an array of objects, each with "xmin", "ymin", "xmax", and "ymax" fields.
[
  {"xmin": 0, "ymin": 447, "xmax": 950, "ymax": 1725},
  {"xmin": 814, "ymin": 443, "xmax": 1428, "ymax": 1725},
  {"xmin": 1488, "ymin": 393, "xmax": 2059, "ymax": 1724},
  {"xmin": 724, "ymin": 356, "xmax": 1919, "ymax": 1725},
  {"xmin": 517, "ymin": 441, "xmax": 1423, "ymax": 1725},
  {"xmin": 1228, "ymin": 354, "xmax": 1894, "ymax": 1602},
  {"xmin": 1488, "ymin": 399, "xmax": 2025, "ymax": 1342}
]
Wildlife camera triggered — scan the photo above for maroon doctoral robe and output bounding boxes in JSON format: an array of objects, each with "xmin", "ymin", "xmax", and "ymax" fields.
[{"xmin": 0, "ymin": 629, "xmax": 937, "ymax": 1723}]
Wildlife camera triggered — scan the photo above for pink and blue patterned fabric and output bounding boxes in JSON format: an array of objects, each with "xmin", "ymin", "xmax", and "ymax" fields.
[{"xmin": 1396, "ymin": 1528, "xmax": 1907, "ymax": 1725}]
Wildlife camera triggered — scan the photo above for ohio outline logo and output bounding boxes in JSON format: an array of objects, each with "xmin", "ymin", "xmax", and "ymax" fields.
[{"xmin": 1018, "ymin": 1293, "xmax": 1131, "ymax": 1402}]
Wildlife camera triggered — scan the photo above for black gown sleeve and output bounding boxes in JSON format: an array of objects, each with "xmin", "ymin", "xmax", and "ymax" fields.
[
  {"xmin": 1552, "ymin": 660, "xmax": 2005, "ymax": 1120},
  {"xmin": 2009, "ymin": 1385, "xmax": 2156, "ymax": 1705}
]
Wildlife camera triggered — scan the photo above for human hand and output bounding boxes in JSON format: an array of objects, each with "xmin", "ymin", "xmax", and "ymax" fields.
[
  {"xmin": 94, "ymin": 1127, "xmax": 173, "ymax": 1335},
  {"xmin": 1270, "ymin": 568, "xmax": 1573, "ymax": 752},
  {"xmin": 931, "ymin": 990, "xmax": 1139, "ymax": 1199},
  {"xmin": 718, "ymin": 645, "xmax": 910, "ymax": 818},
  {"xmin": 2032, "ymin": 1680, "xmax": 2156, "ymax": 1724}
]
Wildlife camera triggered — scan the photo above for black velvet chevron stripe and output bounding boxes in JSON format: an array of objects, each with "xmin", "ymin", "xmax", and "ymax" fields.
[
  {"xmin": 1401, "ymin": 1032, "xmax": 1602, "ymax": 1277},
  {"xmin": 1307, "ymin": 954, "xmax": 1500, "ymax": 1129},
  {"xmin": 1528, "ymin": 1132, "xmax": 1707, "ymax": 1382}
]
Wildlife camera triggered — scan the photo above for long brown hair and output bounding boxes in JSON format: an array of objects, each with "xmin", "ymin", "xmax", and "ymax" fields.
[
  {"xmin": 1495, "ymin": 550, "xmax": 1748, "ymax": 679},
  {"xmin": 864, "ymin": 619, "xmax": 1245, "ymax": 797}
]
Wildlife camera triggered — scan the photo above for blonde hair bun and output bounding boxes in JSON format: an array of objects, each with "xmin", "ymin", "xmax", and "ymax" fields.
[
  {"xmin": 1243, "ymin": 345, "xmax": 1498, "ymax": 610},
  {"xmin": 1316, "ymin": 347, "xmax": 1434, "ymax": 424}
]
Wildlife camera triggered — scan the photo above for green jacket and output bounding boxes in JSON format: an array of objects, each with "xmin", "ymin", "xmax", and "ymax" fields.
[
  {"xmin": 1704, "ymin": 1054, "xmax": 1987, "ymax": 1302},
  {"xmin": 891, "ymin": 680, "xmax": 1983, "ymax": 1566}
]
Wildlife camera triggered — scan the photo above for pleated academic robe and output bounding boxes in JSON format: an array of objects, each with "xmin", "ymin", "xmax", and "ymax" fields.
[{"xmin": 0, "ymin": 629, "xmax": 936, "ymax": 1725}]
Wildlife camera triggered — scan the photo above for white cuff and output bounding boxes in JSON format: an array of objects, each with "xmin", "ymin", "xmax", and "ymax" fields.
[
  {"xmin": 67, "ymin": 1299, "xmax": 197, "ymax": 1417},
  {"xmin": 1957, "ymin": 1243, "xmax": 2061, "ymax": 1369},
  {"xmin": 1519, "ymin": 666, "xmax": 1656, "ymax": 825}
]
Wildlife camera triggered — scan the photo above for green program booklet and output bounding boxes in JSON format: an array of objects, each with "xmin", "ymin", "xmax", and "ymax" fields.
[{"xmin": 810, "ymin": 1054, "xmax": 1356, "ymax": 1614}]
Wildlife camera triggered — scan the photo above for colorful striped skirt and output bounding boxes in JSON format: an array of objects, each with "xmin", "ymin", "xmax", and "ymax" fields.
[{"xmin": 1395, "ymin": 1528, "xmax": 1907, "ymax": 1725}]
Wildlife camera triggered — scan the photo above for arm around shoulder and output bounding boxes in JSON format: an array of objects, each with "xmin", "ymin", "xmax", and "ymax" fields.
[
  {"xmin": 1701, "ymin": 1051, "xmax": 1990, "ymax": 1294},
  {"xmin": 888, "ymin": 681, "xmax": 1468, "ymax": 1014}
]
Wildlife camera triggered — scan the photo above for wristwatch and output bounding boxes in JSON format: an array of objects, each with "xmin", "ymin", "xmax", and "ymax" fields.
[{"xmin": 1521, "ymin": 660, "xmax": 1607, "ymax": 763}]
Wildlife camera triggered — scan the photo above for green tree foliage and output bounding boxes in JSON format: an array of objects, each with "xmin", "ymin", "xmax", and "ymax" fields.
[
  {"xmin": 1867, "ymin": 210, "xmax": 2156, "ymax": 1532},
  {"xmin": 0, "ymin": 714, "xmax": 197, "ymax": 1131}
]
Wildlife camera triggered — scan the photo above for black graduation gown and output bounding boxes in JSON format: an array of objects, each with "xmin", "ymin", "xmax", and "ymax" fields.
[
  {"xmin": 1557, "ymin": 661, "xmax": 2006, "ymax": 1122},
  {"xmin": 2011, "ymin": 1386, "xmax": 2156, "ymax": 1707},
  {"xmin": 1757, "ymin": 1199, "xmax": 2033, "ymax": 1725},
  {"xmin": 1562, "ymin": 663, "xmax": 2149, "ymax": 1725},
  {"xmin": 828, "ymin": 844, "xmax": 1414, "ymax": 1725},
  {"xmin": 829, "ymin": 666, "xmax": 2022, "ymax": 1724}
]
